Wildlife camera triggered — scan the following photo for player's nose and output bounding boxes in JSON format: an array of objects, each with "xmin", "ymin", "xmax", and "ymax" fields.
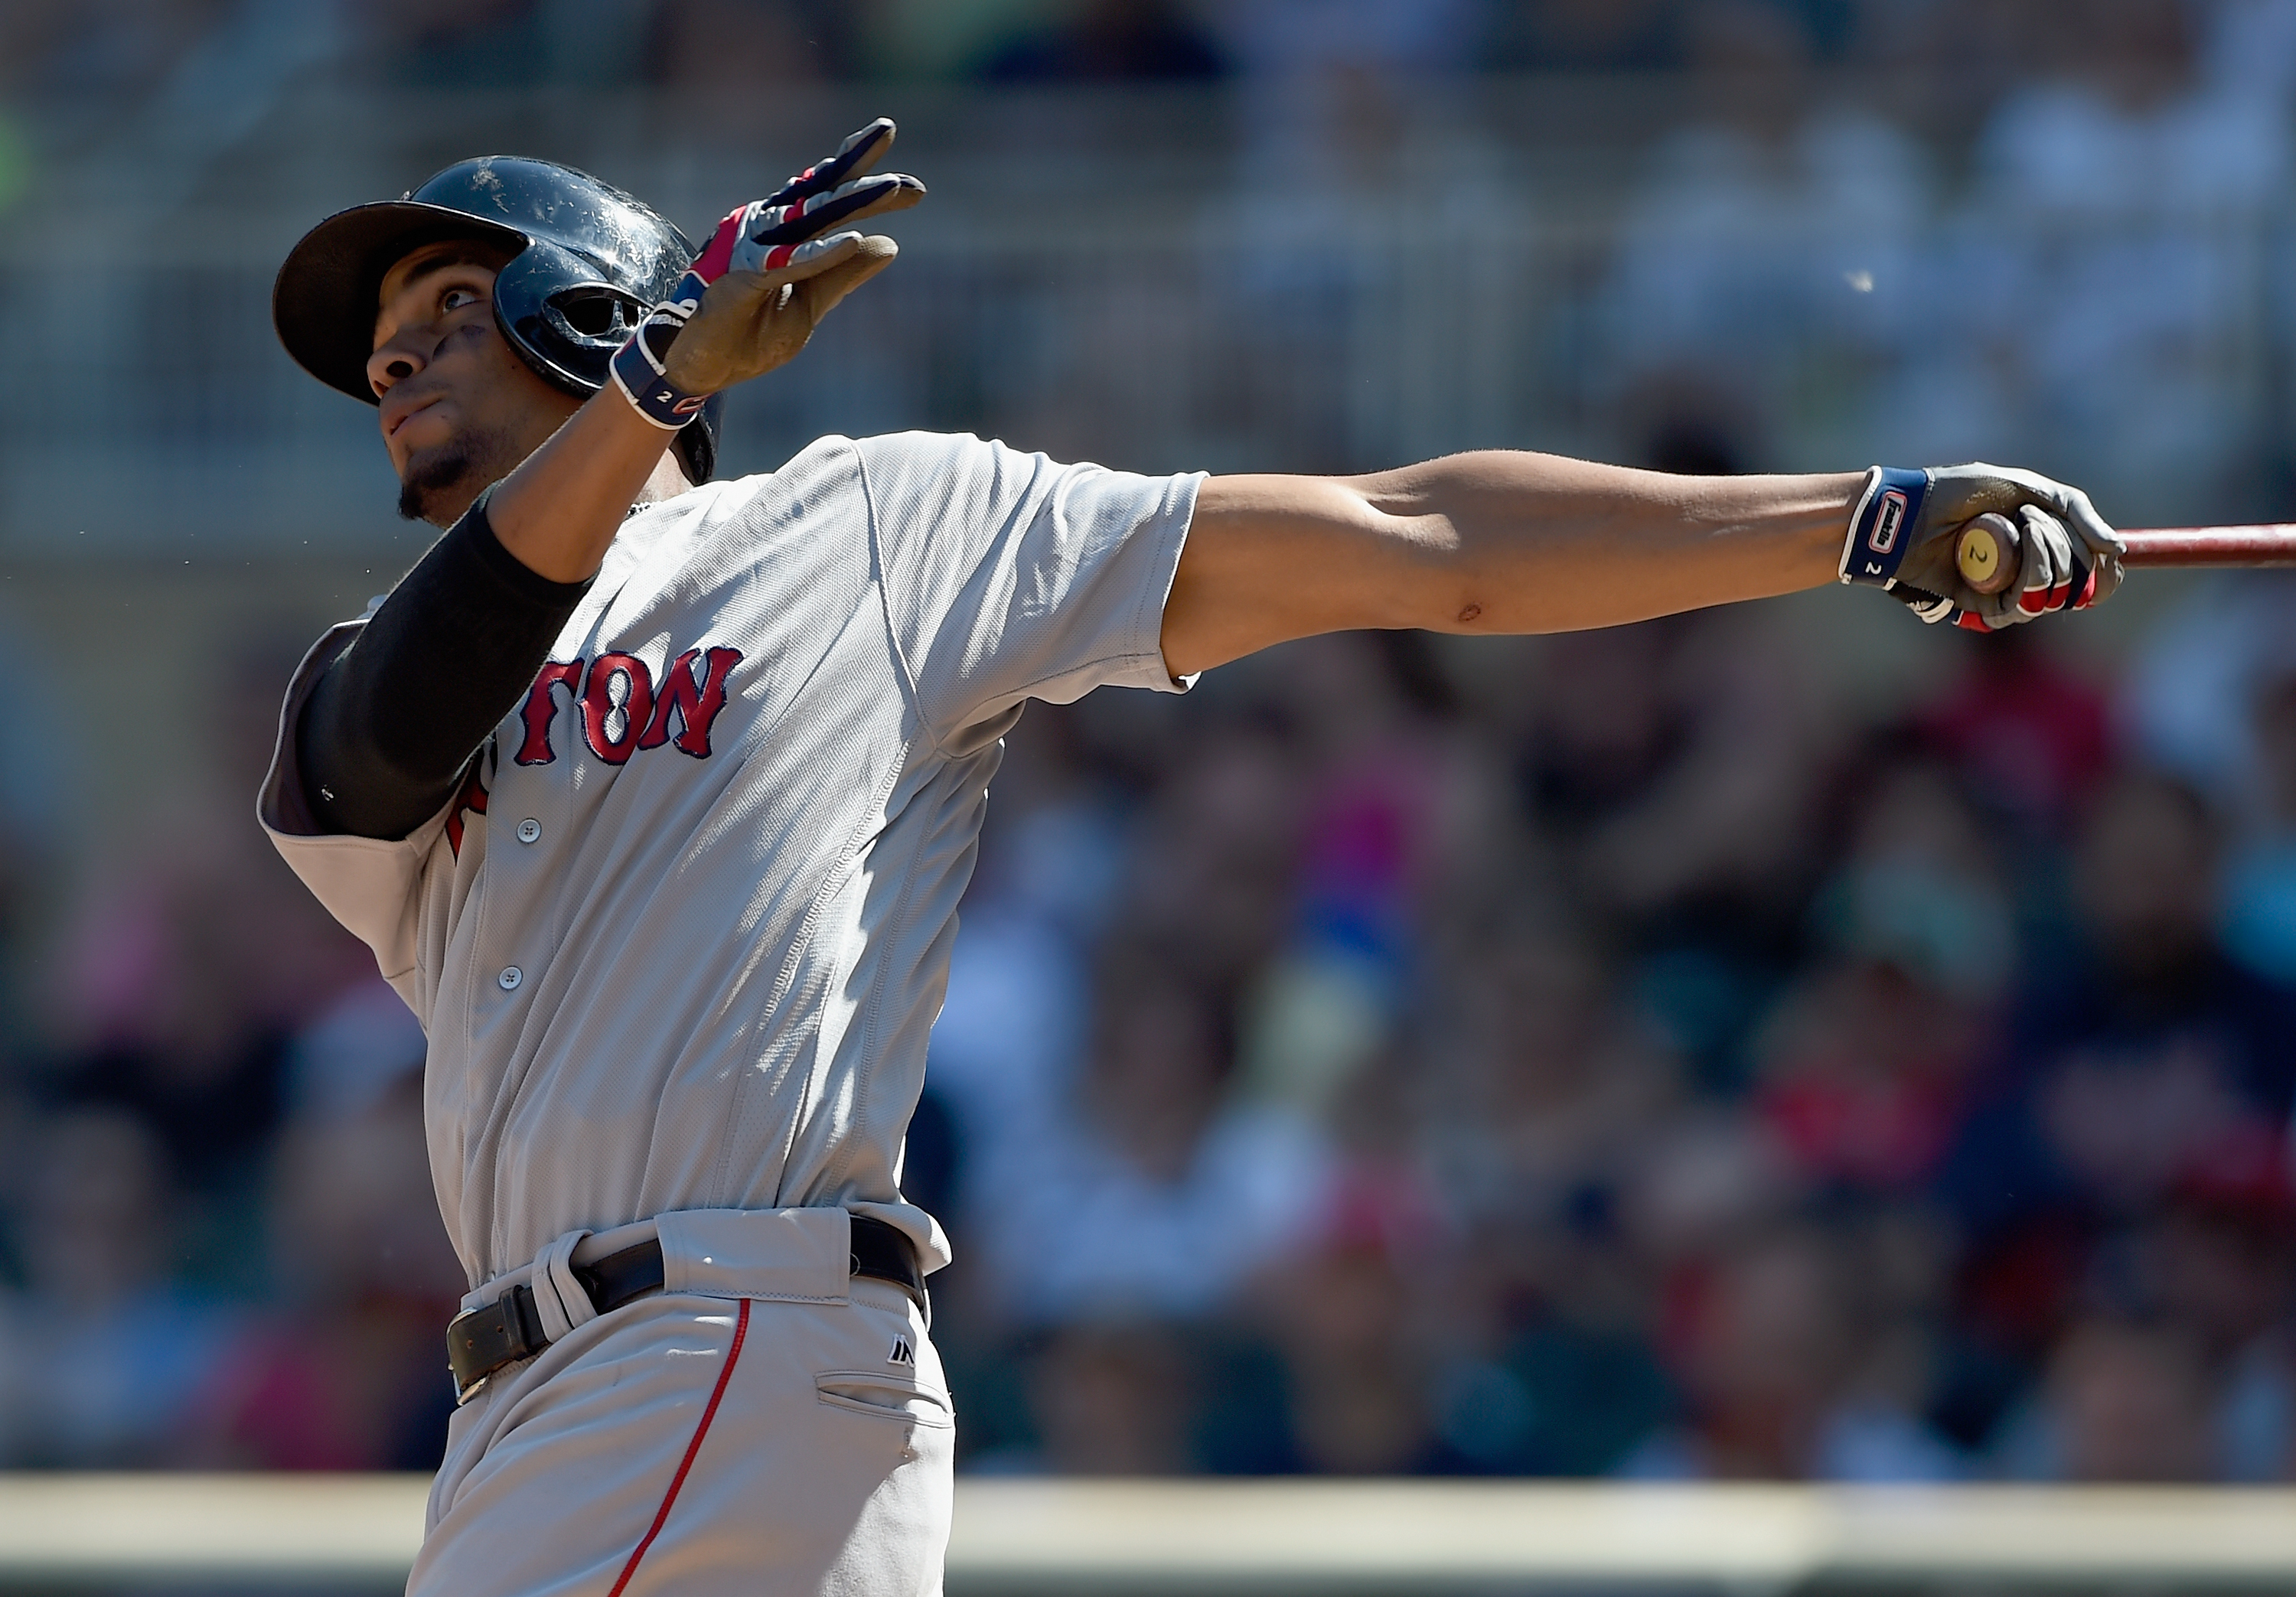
[{"xmin": 367, "ymin": 331, "xmax": 429, "ymax": 398}]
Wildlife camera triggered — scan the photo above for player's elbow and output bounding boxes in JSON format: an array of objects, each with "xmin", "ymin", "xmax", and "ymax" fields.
[
  {"xmin": 1369, "ymin": 513, "xmax": 1501, "ymax": 634},
  {"xmin": 1340, "ymin": 474, "xmax": 1501, "ymax": 634}
]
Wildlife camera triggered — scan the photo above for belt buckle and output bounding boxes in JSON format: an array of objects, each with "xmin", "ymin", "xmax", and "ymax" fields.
[{"xmin": 446, "ymin": 1283, "xmax": 547, "ymax": 1403}]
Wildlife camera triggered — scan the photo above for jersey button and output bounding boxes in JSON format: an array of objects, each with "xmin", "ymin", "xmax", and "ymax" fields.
[
  {"xmin": 516, "ymin": 818, "xmax": 542, "ymax": 844},
  {"xmin": 497, "ymin": 966, "xmax": 523, "ymax": 992}
]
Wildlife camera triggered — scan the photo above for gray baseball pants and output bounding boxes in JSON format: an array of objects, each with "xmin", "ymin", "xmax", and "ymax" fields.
[{"xmin": 410, "ymin": 1209, "xmax": 954, "ymax": 1596}]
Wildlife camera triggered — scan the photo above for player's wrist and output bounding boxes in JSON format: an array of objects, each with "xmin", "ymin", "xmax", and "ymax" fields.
[
  {"xmin": 608, "ymin": 271, "xmax": 713, "ymax": 432},
  {"xmin": 1837, "ymin": 465, "xmax": 1955, "ymax": 623},
  {"xmin": 1837, "ymin": 466, "xmax": 1929, "ymax": 588}
]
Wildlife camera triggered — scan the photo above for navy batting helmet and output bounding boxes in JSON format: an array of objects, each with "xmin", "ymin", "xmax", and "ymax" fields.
[{"xmin": 273, "ymin": 156, "xmax": 722, "ymax": 484}]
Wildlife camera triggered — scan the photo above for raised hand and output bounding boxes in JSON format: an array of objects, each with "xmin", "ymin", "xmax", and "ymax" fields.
[{"xmin": 608, "ymin": 120, "xmax": 925, "ymax": 428}]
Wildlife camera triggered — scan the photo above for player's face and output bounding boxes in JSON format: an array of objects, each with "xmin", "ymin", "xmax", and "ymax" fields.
[{"xmin": 370, "ymin": 243, "xmax": 580, "ymax": 526}]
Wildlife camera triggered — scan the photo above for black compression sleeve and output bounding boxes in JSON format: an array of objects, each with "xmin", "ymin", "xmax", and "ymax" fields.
[{"xmin": 298, "ymin": 493, "xmax": 592, "ymax": 840}]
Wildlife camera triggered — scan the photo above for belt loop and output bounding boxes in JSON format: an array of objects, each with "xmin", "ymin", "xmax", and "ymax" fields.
[{"xmin": 531, "ymin": 1229, "xmax": 596, "ymax": 1344}]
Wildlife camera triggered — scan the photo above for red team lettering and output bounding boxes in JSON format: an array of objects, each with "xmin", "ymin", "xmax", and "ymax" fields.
[
  {"xmin": 516, "ymin": 646, "xmax": 742, "ymax": 768},
  {"xmin": 516, "ymin": 660, "xmax": 585, "ymax": 766},
  {"xmin": 445, "ymin": 761, "xmax": 491, "ymax": 859},
  {"xmin": 640, "ymin": 647, "xmax": 742, "ymax": 758},
  {"xmin": 582, "ymin": 652, "xmax": 654, "ymax": 765}
]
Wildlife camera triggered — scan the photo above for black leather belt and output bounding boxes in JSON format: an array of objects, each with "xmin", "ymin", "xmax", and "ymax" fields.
[{"xmin": 446, "ymin": 1214, "xmax": 925, "ymax": 1400}]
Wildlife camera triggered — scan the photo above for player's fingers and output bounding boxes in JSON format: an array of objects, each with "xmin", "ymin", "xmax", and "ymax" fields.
[
  {"xmin": 2056, "ymin": 484, "xmax": 2125, "ymax": 559},
  {"xmin": 792, "ymin": 236, "xmax": 899, "ymax": 323},
  {"xmin": 701, "ymin": 235, "xmax": 892, "ymax": 324},
  {"xmin": 762, "ymin": 118, "xmax": 897, "ymax": 208},
  {"xmin": 734, "ymin": 229, "xmax": 867, "ymax": 285},
  {"xmin": 2051, "ymin": 487, "xmax": 2122, "ymax": 609},
  {"xmin": 747, "ymin": 174, "xmax": 925, "ymax": 250},
  {"xmin": 2016, "ymin": 505, "xmax": 2073, "ymax": 614}
]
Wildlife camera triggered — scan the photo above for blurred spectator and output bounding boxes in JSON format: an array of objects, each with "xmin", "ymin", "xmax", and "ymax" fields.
[
  {"xmin": 1942, "ymin": 771, "xmax": 2296, "ymax": 1371},
  {"xmin": 1191, "ymin": 0, "xmax": 1489, "ymax": 86},
  {"xmin": 0, "ymin": 0, "xmax": 231, "ymax": 103},
  {"xmin": 2000, "ymin": 1316, "xmax": 2221, "ymax": 1480},
  {"xmin": 178, "ymin": 1016, "xmax": 461, "ymax": 1471},
  {"xmin": 1755, "ymin": 759, "xmax": 2008, "ymax": 1193},
  {"xmin": 2220, "ymin": 665, "xmax": 2296, "ymax": 982},
  {"xmin": 1124, "ymin": 725, "xmax": 1306, "ymax": 989},
  {"xmin": 0, "ymin": 1111, "xmax": 234, "ymax": 1465},
  {"xmin": 354, "ymin": 0, "xmax": 556, "ymax": 87},
  {"xmin": 1026, "ymin": 1321, "xmax": 1199, "ymax": 1472},
  {"xmin": 1916, "ymin": 629, "xmax": 2116, "ymax": 839},
  {"xmin": 1235, "ymin": 1234, "xmax": 1467, "ymax": 1475},
  {"xmin": 2122, "ymin": 573, "xmax": 2296, "ymax": 814},
  {"xmin": 1431, "ymin": 931, "xmax": 1680, "ymax": 1230},
  {"xmin": 1629, "ymin": 1221, "xmax": 1960, "ymax": 1479},
  {"xmin": 1598, "ymin": 0, "xmax": 1934, "ymax": 468},
  {"xmin": 2136, "ymin": 1140, "xmax": 2296, "ymax": 1478},
  {"xmin": 971, "ymin": 943, "xmax": 1334, "ymax": 1324},
  {"xmin": 1517, "ymin": 614, "xmax": 1841, "ymax": 1086},
  {"xmin": 47, "ymin": 644, "xmax": 373, "ymax": 1214},
  {"xmin": 1949, "ymin": 0, "xmax": 2291, "ymax": 507}
]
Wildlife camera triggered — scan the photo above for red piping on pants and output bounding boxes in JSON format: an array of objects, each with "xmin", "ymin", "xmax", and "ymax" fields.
[{"xmin": 607, "ymin": 1297, "xmax": 752, "ymax": 1596}]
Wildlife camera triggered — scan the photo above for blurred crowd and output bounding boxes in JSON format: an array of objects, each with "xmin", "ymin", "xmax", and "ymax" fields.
[
  {"xmin": 15, "ymin": 0, "xmax": 2296, "ymax": 513},
  {"xmin": 0, "ymin": 0, "xmax": 2290, "ymax": 1486},
  {"xmin": 1593, "ymin": 0, "xmax": 2296, "ymax": 523},
  {"xmin": 0, "ymin": 639, "xmax": 460, "ymax": 1471},
  {"xmin": 7, "ymin": 0, "xmax": 2292, "ymax": 95},
  {"xmin": 924, "ymin": 578, "xmax": 2296, "ymax": 1484}
]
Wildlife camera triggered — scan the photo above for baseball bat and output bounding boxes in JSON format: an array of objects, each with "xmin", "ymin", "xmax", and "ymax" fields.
[{"xmin": 1955, "ymin": 516, "xmax": 2296, "ymax": 595}]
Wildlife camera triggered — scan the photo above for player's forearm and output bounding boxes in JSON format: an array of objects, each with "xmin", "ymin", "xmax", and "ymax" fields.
[
  {"xmin": 300, "ymin": 496, "xmax": 594, "ymax": 839},
  {"xmin": 1355, "ymin": 451, "xmax": 1858, "ymax": 631},
  {"xmin": 487, "ymin": 391, "xmax": 678, "ymax": 584},
  {"xmin": 1166, "ymin": 453, "xmax": 1856, "ymax": 675}
]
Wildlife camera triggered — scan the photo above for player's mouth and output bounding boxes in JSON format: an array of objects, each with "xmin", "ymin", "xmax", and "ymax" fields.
[{"xmin": 383, "ymin": 392, "xmax": 443, "ymax": 442}]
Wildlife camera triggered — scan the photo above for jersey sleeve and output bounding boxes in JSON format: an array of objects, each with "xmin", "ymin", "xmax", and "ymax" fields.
[
  {"xmin": 855, "ymin": 432, "xmax": 1202, "ymax": 751},
  {"xmin": 257, "ymin": 620, "xmax": 455, "ymax": 1024}
]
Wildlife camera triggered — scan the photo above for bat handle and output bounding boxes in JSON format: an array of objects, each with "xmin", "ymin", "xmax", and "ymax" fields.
[{"xmin": 1955, "ymin": 512, "xmax": 2022, "ymax": 596}]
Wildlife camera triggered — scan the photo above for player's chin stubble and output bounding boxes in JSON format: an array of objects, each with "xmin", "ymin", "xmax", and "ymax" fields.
[{"xmin": 397, "ymin": 431, "xmax": 512, "ymax": 524}]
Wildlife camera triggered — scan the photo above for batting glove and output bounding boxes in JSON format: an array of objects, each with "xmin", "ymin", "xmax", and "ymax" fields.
[
  {"xmin": 1838, "ymin": 463, "xmax": 2125, "ymax": 631},
  {"xmin": 610, "ymin": 119, "xmax": 925, "ymax": 428}
]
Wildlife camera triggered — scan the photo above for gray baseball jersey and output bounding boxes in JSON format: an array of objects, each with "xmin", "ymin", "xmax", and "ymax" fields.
[{"xmin": 261, "ymin": 431, "xmax": 1201, "ymax": 1290}]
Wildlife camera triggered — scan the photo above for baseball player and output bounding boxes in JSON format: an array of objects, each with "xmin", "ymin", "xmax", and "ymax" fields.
[{"xmin": 259, "ymin": 121, "xmax": 2122, "ymax": 1595}]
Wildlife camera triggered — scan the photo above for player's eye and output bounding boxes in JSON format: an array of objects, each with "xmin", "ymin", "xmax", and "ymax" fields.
[{"xmin": 440, "ymin": 285, "xmax": 484, "ymax": 315}]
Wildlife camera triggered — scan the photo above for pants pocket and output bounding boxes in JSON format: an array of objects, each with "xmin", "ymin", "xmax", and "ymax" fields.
[{"xmin": 816, "ymin": 1370, "xmax": 956, "ymax": 1429}]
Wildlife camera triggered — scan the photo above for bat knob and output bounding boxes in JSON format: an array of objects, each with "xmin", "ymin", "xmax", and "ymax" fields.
[{"xmin": 1955, "ymin": 512, "xmax": 2021, "ymax": 596}]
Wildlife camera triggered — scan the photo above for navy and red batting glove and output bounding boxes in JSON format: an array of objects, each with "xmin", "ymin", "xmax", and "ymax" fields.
[
  {"xmin": 610, "ymin": 119, "xmax": 925, "ymax": 429},
  {"xmin": 1838, "ymin": 464, "xmax": 2125, "ymax": 631}
]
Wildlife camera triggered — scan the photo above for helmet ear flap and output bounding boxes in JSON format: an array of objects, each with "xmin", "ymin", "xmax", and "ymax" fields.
[{"xmin": 679, "ymin": 393, "xmax": 723, "ymax": 482}]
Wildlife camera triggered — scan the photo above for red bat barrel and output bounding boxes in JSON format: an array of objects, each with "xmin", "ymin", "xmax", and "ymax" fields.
[{"xmin": 2121, "ymin": 525, "xmax": 2296, "ymax": 566}]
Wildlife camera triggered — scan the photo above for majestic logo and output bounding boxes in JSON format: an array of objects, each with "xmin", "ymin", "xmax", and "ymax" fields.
[
  {"xmin": 1867, "ymin": 488, "xmax": 1908, "ymax": 555},
  {"xmin": 515, "ymin": 646, "xmax": 743, "ymax": 768}
]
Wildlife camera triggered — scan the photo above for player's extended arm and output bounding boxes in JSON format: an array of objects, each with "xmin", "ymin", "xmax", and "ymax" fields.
[{"xmin": 1159, "ymin": 455, "xmax": 2123, "ymax": 676}]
